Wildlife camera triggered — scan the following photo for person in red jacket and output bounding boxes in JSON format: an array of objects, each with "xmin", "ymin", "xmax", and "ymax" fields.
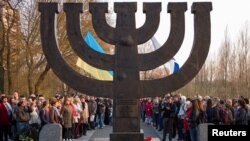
[
  {"xmin": 145, "ymin": 99, "xmax": 153, "ymax": 125},
  {"xmin": 0, "ymin": 96, "xmax": 12, "ymax": 141},
  {"xmin": 183, "ymin": 100, "xmax": 192, "ymax": 141}
]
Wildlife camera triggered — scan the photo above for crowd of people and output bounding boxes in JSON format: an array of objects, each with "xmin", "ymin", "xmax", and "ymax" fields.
[
  {"xmin": 140, "ymin": 93, "xmax": 250, "ymax": 141},
  {"xmin": 1, "ymin": 91, "xmax": 250, "ymax": 141},
  {"xmin": 0, "ymin": 92, "xmax": 113, "ymax": 141}
]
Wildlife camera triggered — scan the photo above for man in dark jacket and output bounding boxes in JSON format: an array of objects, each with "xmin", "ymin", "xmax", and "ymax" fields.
[
  {"xmin": 96, "ymin": 98, "xmax": 105, "ymax": 129},
  {"xmin": 161, "ymin": 96, "xmax": 176, "ymax": 141},
  {"xmin": 88, "ymin": 96, "xmax": 97, "ymax": 129}
]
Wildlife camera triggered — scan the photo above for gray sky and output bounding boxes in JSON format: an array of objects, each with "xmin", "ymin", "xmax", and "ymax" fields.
[{"xmin": 99, "ymin": 0, "xmax": 250, "ymax": 66}]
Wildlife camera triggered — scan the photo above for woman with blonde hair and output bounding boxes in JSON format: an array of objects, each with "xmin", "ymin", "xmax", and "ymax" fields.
[
  {"xmin": 73, "ymin": 97, "xmax": 82, "ymax": 138},
  {"xmin": 187, "ymin": 99, "xmax": 200, "ymax": 141}
]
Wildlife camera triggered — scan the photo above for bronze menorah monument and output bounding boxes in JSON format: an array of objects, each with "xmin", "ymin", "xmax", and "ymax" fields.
[{"xmin": 38, "ymin": 1, "xmax": 212, "ymax": 141}]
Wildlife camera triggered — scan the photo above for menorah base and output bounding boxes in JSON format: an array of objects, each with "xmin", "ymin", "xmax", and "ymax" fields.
[{"xmin": 110, "ymin": 132, "xmax": 144, "ymax": 141}]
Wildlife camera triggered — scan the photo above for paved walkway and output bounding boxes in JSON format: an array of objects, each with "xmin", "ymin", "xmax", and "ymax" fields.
[{"xmin": 75, "ymin": 122, "xmax": 178, "ymax": 141}]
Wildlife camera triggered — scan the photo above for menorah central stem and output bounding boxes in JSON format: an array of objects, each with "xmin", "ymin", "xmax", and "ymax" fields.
[{"xmin": 110, "ymin": 3, "xmax": 143, "ymax": 141}]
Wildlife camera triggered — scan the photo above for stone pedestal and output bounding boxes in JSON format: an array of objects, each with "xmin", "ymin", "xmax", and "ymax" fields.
[{"xmin": 111, "ymin": 99, "xmax": 143, "ymax": 141}]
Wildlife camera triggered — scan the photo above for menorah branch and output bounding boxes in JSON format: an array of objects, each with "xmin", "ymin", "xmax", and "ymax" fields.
[
  {"xmin": 141, "ymin": 2, "xmax": 212, "ymax": 97},
  {"xmin": 89, "ymin": 3, "xmax": 116, "ymax": 45},
  {"xmin": 39, "ymin": 2, "xmax": 113, "ymax": 97},
  {"xmin": 136, "ymin": 3, "xmax": 161, "ymax": 44},
  {"xmin": 64, "ymin": 3, "xmax": 115, "ymax": 70},
  {"xmin": 138, "ymin": 3, "xmax": 187, "ymax": 71}
]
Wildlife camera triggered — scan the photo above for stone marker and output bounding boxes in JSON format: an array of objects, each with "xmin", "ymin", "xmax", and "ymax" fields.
[{"xmin": 39, "ymin": 124, "xmax": 62, "ymax": 141}]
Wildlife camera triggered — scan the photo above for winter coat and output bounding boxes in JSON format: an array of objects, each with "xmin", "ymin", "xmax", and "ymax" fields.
[
  {"xmin": 161, "ymin": 102, "xmax": 176, "ymax": 119},
  {"xmin": 39, "ymin": 109, "xmax": 50, "ymax": 127},
  {"xmin": 81, "ymin": 102, "xmax": 89, "ymax": 124},
  {"xmin": 235, "ymin": 107, "xmax": 248, "ymax": 125},
  {"xmin": 88, "ymin": 101, "xmax": 97, "ymax": 115},
  {"xmin": 178, "ymin": 96, "xmax": 187, "ymax": 119},
  {"xmin": 0, "ymin": 103, "xmax": 10, "ymax": 125},
  {"xmin": 183, "ymin": 107, "xmax": 192, "ymax": 130},
  {"xmin": 61, "ymin": 105, "xmax": 73, "ymax": 128},
  {"xmin": 187, "ymin": 109, "xmax": 200, "ymax": 129},
  {"xmin": 50, "ymin": 106, "xmax": 61, "ymax": 123},
  {"xmin": 145, "ymin": 102, "xmax": 153, "ymax": 116},
  {"xmin": 15, "ymin": 106, "xmax": 31, "ymax": 122},
  {"xmin": 206, "ymin": 107, "xmax": 213, "ymax": 123},
  {"xmin": 211, "ymin": 106, "xmax": 221, "ymax": 124},
  {"xmin": 152, "ymin": 103, "xmax": 160, "ymax": 114}
]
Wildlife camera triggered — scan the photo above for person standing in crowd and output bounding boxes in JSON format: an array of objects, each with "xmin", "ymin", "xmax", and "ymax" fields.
[
  {"xmin": 107, "ymin": 99, "xmax": 113, "ymax": 125},
  {"xmin": 145, "ymin": 98, "xmax": 153, "ymax": 125},
  {"xmin": 10, "ymin": 92, "xmax": 20, "ymax": 140},
  {"xmin": 96, "ymin": 98, "xmax": 105, "ymax": 129},
  {"xmin": 211, "ymin": 97, "xmax": 221, "ymax": 124},
  {"xmin": 73, "ymin": 97, "xmax": 82, "ymax": 138},
  {"xmin": 243, "ymin": 98, "xmax": 250, "ymax": 124},
  {"xmin": 37, "ymin": 95, "xmax": 46, "ymax": 111},
  {"xmin": 162, "ymin": 96, "xmax": 176, "ymax": 141},
  {"xmin": 50, "ymin": 98, "xmax": 61, "ymax": 124},
  {"xmin": 206, "ymin": 99, "xmax": 213, "ymax": 123},
  {"xmin": 0, "ymin": 96, "xmax": 12, "ymax": 141},
  {"xmin": 15, "ymin": 99, "xmax": 32, "ymax": 133},
  {"xmin": 80, "ymin": 96, "xmax": 89, "ymax": 136},
  {"xmin": 140, "ymin": 98, "xmax": 146, "ymax": 122},
  {"xmin": 61, "ymin": 97, "xmax": 73, "ymax": 141},
  {"xmin": 177, "ymin": 96, "xmax": 186, "ymax": 141},
  {"xmin": 187, "ymin": 99, "xmax": 200, "ymax": 141},
  {"xmin": 104, "ymin": 98, "xmax": 112, "ymax": 126},
  {"xmin": 29, "ymin": 97, "xmax": 41, "ymax": 130},
  {"xmin": 11, "ymin": 92, "xmax": 19, "ymax": 106},
  {"xmin": 232, "ymin": 99, "xmax": 239, "ymax": 120},
  {"xmin": 183, "ymin": 100, "xmax": 192, "ymax": 141},
  {"xmin": 226, "ymin": 99, "xmax": 235, "ymax": 124},
  {"xmin": 235, "ymin": 99, "xmax": 248, "ymax": 125},
  {"xmin": 158, "ymin": 97, "xmax": 163, "ymax": 131},
  {"xmin": 152, "ymin": 97, "xmax": 160, "ymax": 129},
  {"xmin": 173, "ymin": 95, "xmax": 181, "ymax": 139},
  {"xmin": 69, "ymin": 96, "xmax": 77, "ymax": 139},
  {"xmin": 39, "ymin": 101, "xmax": 50, "ymax": 129},
  {"xmin": 88, "ymin": 96, "xmax": 97, "ymax": 130},
  {"xmin": 221, "ymin": 99, "xmax": 234, "ymax": 125}
]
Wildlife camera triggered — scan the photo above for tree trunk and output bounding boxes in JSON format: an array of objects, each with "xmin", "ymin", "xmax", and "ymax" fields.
[
  {"xmin": 6, "ymin": 36, "xmax": 12, "ymax": 95},
  {"xmin": 0, "ymin": 20, "xmax": 5, "ymax": 93},
  {"xmin": 6, "ymin": 22, "xmax": 15, "ymax": 95},
  {"xmin": 27, "ymin": 68, "xmax": 33, "ymax": 95},
  {"xmin": 34, "ymin": 64, "xmax": 50, "ymax": 94}
]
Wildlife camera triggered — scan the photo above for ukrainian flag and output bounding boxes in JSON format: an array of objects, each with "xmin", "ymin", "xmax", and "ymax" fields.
[{"xmin": 76, "ymin": 32, "xmax": 113, "ymax": 81}]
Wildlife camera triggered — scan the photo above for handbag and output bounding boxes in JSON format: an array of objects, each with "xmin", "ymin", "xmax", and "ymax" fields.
[{"xmin": 90, "ymin": 115, "xmax": 95, "ymax": 122}]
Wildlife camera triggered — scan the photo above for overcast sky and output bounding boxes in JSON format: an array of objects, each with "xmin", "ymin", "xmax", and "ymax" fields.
[{"xmin": 97, "ymin": 0, "xmax": 250, "ymax": 66}]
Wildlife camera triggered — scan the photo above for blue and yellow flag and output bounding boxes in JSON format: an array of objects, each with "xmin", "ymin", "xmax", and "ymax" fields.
[{"xmin": 76, "ymin": 32, "xmax": 113, "ymax": 81}]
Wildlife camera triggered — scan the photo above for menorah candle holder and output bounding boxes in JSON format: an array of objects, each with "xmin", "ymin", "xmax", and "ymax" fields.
[{"xmin": 38, "ymin": 2, "xmax": 212, "ymax": 141}]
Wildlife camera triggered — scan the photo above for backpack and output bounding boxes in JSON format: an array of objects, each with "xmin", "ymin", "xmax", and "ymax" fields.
[{"xmin": 220, "ymin": 107, "xmax": 233, "ymax": 124}]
